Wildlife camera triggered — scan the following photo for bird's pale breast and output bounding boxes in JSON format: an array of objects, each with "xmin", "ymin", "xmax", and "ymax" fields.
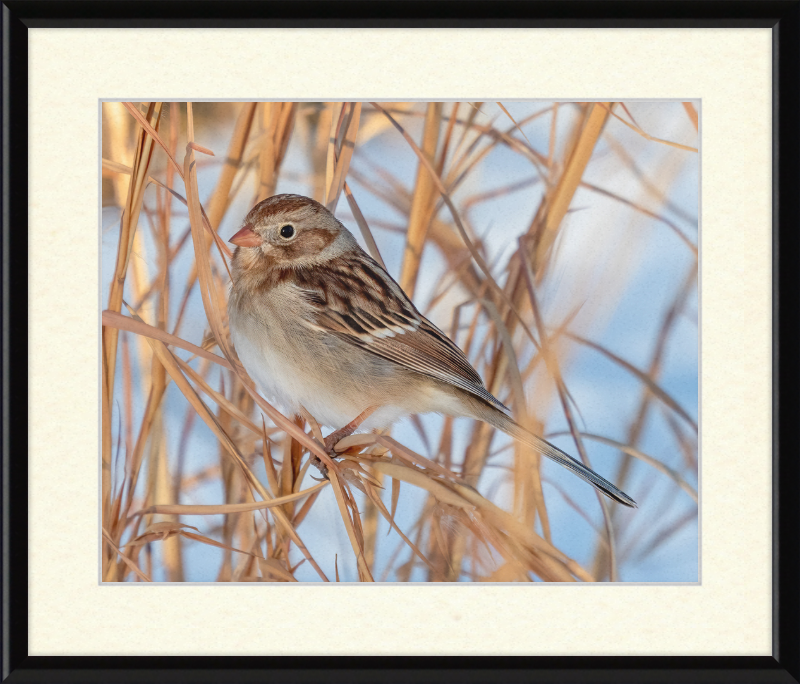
[{"xmin": 228, "ymin": 282, "xmax": 434, "ymax": 428}]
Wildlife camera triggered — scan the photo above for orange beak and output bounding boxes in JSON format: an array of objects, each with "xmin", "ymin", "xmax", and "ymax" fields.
[{"xmin": 229, "ymin": 225, "xmax": 263, "ymax": 248}]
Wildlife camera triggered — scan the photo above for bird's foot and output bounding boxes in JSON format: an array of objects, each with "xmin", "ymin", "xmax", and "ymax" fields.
[
  {"xmin": 309, "ymin": 452, "xmax": 329, "ymax": 480},
  {"xmin": 308, "ymin": 407, "xmax": 379, "ymax": 481}
]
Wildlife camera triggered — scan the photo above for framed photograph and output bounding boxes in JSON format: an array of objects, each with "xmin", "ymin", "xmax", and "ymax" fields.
[{"xmin": 3, "ymin": 2, "xmax": 798, "ymax": 682}]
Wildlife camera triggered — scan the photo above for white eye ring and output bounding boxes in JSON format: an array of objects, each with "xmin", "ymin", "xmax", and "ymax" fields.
[{"xmin": 279, "ymin": 224, "xmax": 295, "ymax": 239}]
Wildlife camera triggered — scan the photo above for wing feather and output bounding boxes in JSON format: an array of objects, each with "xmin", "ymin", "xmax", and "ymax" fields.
[{"xmin": 292, "ymin": 254, "xmax": 509, "ymax": 413}]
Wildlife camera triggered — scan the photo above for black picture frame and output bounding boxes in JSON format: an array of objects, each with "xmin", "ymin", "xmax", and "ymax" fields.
[{"xmin": 2, "ymin": 2, "xmax": 798, "ymax": 683}]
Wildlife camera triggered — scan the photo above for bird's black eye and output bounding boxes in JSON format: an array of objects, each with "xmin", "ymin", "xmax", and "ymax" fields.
[{"xmin": 279, "ymin": 224, "xmax": 295, "ymax": 239}]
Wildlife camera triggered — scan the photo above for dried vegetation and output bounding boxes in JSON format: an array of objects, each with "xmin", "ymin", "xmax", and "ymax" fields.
[{"xmin": 101, "ymin": 101, "xmax": 698, "ymax": 582}]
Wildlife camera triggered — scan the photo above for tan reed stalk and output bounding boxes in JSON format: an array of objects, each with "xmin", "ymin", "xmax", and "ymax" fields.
[{"xmin": 102, "ymin": 101, "xmax": 697, "ymax": 583}]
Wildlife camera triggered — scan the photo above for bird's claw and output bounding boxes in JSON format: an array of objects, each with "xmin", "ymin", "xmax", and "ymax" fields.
[
  {"xmin": 309, "ymin": 451, "xmax": 332, "ymax": 481},
  {"xmin": 308, "ymin": 407, "xmax": 378, "ymax": 482}
]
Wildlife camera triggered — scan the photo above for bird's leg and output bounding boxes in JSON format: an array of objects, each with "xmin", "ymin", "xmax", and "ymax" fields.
[
  {"xmin": 298, "ymin": 406, "xmax": 377, "ymax": 480},
  {"xmin": 324, "ymin": 406, "xmax": 379, "ymax": 454},
  {"xmin": 309, "ymin": 453, "xmax": 329, "ymax": 480}
]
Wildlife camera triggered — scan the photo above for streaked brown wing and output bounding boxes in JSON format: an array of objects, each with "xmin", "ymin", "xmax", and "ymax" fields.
[{"xmin": 293, "ymin": 254, "xmax": 509, "ymax": 413}]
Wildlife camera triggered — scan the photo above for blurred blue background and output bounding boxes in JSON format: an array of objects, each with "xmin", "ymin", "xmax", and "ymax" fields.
[{"xmin": 102, "ymin": 101, "xmax": 698, "ymax": 582}]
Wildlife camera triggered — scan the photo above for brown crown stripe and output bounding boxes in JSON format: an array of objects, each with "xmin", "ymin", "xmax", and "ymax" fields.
[{"xmin": 246, "ymin": 194, "xmax": 326, "ymax": 224}]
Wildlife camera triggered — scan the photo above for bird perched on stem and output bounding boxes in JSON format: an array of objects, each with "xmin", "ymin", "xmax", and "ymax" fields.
[{"xmin": 227, "ymin": 194, "xmax": 636, "ymax": 508}]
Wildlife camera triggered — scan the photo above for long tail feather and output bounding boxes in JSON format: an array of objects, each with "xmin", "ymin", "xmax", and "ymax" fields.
[{"xmin": 481, "ymin": 408, "xmax": 637, "ymax": 508}]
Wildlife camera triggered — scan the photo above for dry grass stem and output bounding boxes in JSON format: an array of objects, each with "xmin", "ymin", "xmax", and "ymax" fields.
[{"xmin": 102, "ymin": 101, "xmax": 697, "ymax": 582}]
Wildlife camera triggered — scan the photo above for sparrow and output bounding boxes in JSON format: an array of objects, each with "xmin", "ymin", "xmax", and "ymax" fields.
[{"xmin": 227, "ymin": 194, "xmax": 636, "ymax": 507}]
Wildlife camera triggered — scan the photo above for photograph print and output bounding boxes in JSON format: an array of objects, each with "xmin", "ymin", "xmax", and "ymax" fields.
[{"xmin": 101, "ymin": 101, "xmax": 698, "ymax": 583}]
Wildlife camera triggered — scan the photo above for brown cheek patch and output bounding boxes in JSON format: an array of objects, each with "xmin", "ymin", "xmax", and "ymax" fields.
[
  {"xmin": 305, "ymin": 228, "xmax": 337, "ymax": 252},
  {"xmin": 283, "ymin": 228, "xmax": 336, "ymax": 258}
]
